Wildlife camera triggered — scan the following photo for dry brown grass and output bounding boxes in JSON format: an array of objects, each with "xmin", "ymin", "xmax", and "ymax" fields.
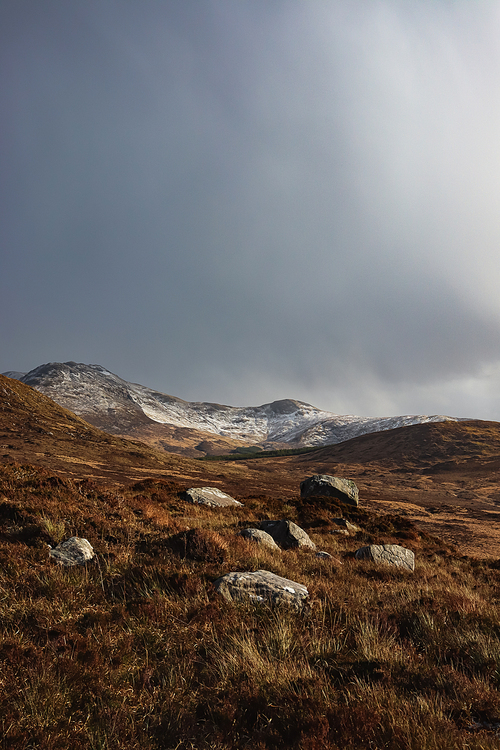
[{"xmin": 0, "ymin": 462, "xmax": 500, "ymax": 749}]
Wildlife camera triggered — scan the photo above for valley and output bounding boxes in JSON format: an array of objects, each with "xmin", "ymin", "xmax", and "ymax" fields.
[{"xmin": 1, "ymin": 373, "xmax": 500, "ymax": 558}]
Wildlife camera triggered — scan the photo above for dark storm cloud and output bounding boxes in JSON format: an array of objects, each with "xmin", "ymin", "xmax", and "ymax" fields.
[{"xmin": 2, "ymin": 0, "xmax": 500, "ymax": 417}]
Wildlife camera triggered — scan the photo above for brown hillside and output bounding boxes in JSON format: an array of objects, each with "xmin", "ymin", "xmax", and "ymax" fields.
[
  {"xmin": 298, "ymin": 419, "xmax": 500, "ymax": 471},
  {"xmin": 0, "ymin": 375, "xmax": 317, "ymax": 495},
  {"xmin": 0, "ymin": 374, "xmax": 210, "ymax": 485}
]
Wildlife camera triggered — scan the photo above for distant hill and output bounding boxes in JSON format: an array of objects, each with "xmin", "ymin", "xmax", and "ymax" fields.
[
  {"xmin": 4, "ymin": 361, "xmax": 462, "ymax": 456},
  {"xmin": 294, "ymin": 418, "xmax": 500, "ymax": 472}
]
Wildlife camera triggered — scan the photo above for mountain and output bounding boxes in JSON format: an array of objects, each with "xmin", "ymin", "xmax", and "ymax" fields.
[{"xmin": 4, "ymin": 361, "xmax": 462, "ymax": 456}]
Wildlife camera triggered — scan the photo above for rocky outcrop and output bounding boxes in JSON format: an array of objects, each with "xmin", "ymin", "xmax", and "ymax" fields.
[
  {"xmin": 182, "ymin": 487, "xmax": 243, "ymax": 507},
  {"xmin": 240, "ymin": 528, "xmax": 280, "ymax": 550},
  {"xmin": 300, "ymin": 475, "xmax": 359, "ymax": 506},
  {"xmin": 355, "ymin": 544, "xmax": 415, "ymax": 571},
  {"xmin": 49, "ymin": 537, "xmax": 94, "ymax": 566},
  {"xmin": 214, "ymin": 570, "xmax": 308, "ymax": 607},
  {"xmin": 258, "ymin": 520, "xmax": 316, "ymax": 550}
]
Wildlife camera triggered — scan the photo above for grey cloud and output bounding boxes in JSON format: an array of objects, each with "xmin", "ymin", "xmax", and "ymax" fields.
[{"xmin": 2, "ymin": 0, "xmax": 500, "ymax": 418}]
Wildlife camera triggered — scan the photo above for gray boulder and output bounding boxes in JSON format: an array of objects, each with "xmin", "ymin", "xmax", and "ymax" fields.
[
  {"xmin": 183, "ymin": 487, "xmax": 243, "ymax": 508},
  {"xmin": 214, "ymin": 570, "xmax": 308, "ymax": 607},
  {"xmin": 49, "ymin": 537, "xmax": 94, "ymax": 566},
  {"xmin": 240, "ymin": 528, "xmax": 280, "ymax": 550},
  {"xmin": 355, "ymin": 544, "xmax": 415, "ymax": 572},
  {"xmin": 258, "ymin": 519, "xmax": 316, "ymax": 550},
  {"xmin": 300, "ymin": 475, "xmax": 359, "ymax": 506}
]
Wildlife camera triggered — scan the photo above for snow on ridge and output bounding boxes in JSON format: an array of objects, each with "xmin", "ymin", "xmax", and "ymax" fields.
[
  {"xmin": 299, "ymin": 413, "xmax": 460, "ymax": 447},
  {"xmin": 127, "ymin": 384, "xmax": 337, "ymax": 441},
  {"xmin": 2, "ymin": 371, "xmax": 26, "ymax": 380}
]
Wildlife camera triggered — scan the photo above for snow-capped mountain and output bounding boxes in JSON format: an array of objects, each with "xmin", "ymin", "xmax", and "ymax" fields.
[{"xmin": 4, "ymin": 362, "xmax": 461, "ymax": 454}]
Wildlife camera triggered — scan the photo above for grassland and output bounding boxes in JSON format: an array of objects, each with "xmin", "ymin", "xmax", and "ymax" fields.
[{"xmin": 1, "ymin": 462, "xmax": 499, "ymax": 749}]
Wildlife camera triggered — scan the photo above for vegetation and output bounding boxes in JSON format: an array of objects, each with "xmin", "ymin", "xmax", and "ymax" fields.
[
  {"xmin": 199, "ymin": 445, "xmax": 325, "ymax": 461},
  {"xmin": 0, "ymin": 462, "xmax": 500, "ymax": 749}
]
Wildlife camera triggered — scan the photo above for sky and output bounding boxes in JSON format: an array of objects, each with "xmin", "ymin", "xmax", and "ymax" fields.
[{"xmin": 2, "ymin": 0, "xmax": 500, "ymax": 419}]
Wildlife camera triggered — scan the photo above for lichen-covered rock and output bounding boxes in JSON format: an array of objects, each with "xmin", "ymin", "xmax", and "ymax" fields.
[
  {"xmin": 49, "ymin": 537, "xmax": 94, "ymax": 566},
  {"xmin": 182, "ymin": 487, "xmax": 243, "ymax": 507},
  {"xmin": 300, "ymin": 475, "xmax": 359, "ymax": 506},
  {"xmin": 355, "ymin": 544, "xmax": 415, "ymax": 571},
  {"xmin": 258, "ymin": 519, "xmax": 316, "ymax": 550},
  {"xmin": 214, "ymin": 570, "xmax": 308, "ymax": 607},
  {"xmin": 240, "ymin": 528, "xmax": 280, "ymax": 550}
]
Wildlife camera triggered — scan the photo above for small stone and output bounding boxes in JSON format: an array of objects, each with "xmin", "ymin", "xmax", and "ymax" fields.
[
  {"xmin": 258, "ymin": 519, "xmax": 316, "ymax": 550},
  {"xmin": 49, "ymin": 537, "xmax": 94, "ymax": 566},
  {"xmin": 182, "ymin": 487, "xmax": 243, "ymax": 507},
  {"xmin": 300, "ymin": 475, "xmax": 359, "ymax": 506},
  {"xmin": 214, "ymin": 570, "xmax": 308, "ymax": 607},
  {"xmin": 332, "ymin": 518, "xmax": 360, "ymax": 532}
]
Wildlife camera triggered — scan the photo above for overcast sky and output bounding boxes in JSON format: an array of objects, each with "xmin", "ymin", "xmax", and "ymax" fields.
[{"xmin": 2, "ymin": 0, "xmax": 500, "ymax": 418}]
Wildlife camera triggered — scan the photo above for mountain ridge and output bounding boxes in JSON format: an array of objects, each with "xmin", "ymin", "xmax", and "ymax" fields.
[{"xmin": 4, "ymin": 361, "xmax": 463, "ymax": 456}]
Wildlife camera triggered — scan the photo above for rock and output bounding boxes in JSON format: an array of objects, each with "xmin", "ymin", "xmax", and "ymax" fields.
[
  {"xmin": 332, "ymin": 517, "xmax": 360, "ymax": 532},
  {"xmin": 240, "ymin": 528, "xmax": 280, "ymax": 550},
  {"xmin": 355, "ymin": 544, "xmax": 415, "ymax": 572},
  {"xmin": 49, "ymin": 537, "xmax": 94, "ymax": 566},
  {"xmin": 258, "ymin": 519, "xmax": 316, "ymax": 550},
  {"xmin": 315, "ymin": 550, "xmax": 332, "ymax": 559},
  {"xmin": 214, "ymin": 570, "xmax": 308, "ymax": 607},
  {"xmin": 331, "ymin": 529, "xmax": 350, "ymax": 536},
  {"xmin": 182, "ymin": 487, "xmax": 243, "ymax": 507},
  {"xmin": 300, "ymin": 475, "xmax": 359, "ymax": 506}
]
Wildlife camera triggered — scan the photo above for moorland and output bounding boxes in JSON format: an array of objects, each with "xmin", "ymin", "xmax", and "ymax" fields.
[{"xmin": 1, "ymin": 374, "xmax": 500, "ymax": 748}]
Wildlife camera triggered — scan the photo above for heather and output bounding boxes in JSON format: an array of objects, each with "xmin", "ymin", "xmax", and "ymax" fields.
[{"xmin": 0, "ymin": 463, "xmax": 499, "ymax": 749}]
